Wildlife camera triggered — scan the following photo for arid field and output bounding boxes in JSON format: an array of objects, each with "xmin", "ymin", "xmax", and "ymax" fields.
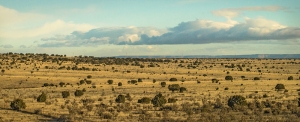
[{"xmin": 1, "ymin": 53, "xmax": 300, "ymax": 122}]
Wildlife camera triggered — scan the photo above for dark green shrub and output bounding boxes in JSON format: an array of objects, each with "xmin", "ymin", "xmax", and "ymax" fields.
[
  {"xmin": 115, "ymin": 94, "xmax": 125, "ymax": 103},
  {"xmin": 169, "ymin": 78, "xmax": 178, "ymax": 81},
  {"xmin": 118, "ymin": 82, "xmax": 122, "ymax": 86},
  {"xmin": 241, "ymin": 76, "xmax": 245, "ymax": 79},
  {"xmin": 168, "ymin": 98, "xmax": 177, "ymax": 103},
  {"xmin": 107, "ymin": 80, "xmax": 113, "ymax": 84},
  {"xmin": 10, "ymin": 99, "xmax": 26, "ymax": 110},
  {"xmin": 37, "ymin": 92, "xmax": 47, "ymax": 102},
  {"xmin": 59, "ymin": 82, "xmax": 65, "ymax": 87},
  {"xmin": 180, "ymin": 87, "xmax": 187, "ymax": 93},
  {"xmin": 43, "ymin": 83, "xmax": 49, "ymax": 87},
  {"xmin": 224, "ymin": 87, "xmax": 229, "ymax": 90},
  {"xmin": 74, "ymin": 90, "xmax": 84, "ymax": 97},
  {"xmin": 138, "ymin": 97, "xmax": 151, "ymax": 104},
  {"xmin": 275, "ymin": 84, "xmax": 285, "ymax": 91},
  {"xmin": 254, "ymin": 77, "xmax": 260, "ymax": 80},
  {"xmin": 227, "ymin": 95, "xmax": 247, "ymax": 108},
  {"xmin": 138, "ymin": 78, "xmax": 143, "ymax": 82},
  {"xmin": 79, "ymin": 80, "xmax": 85, "ymax": 85},
  {"xmin": 225, "ymin": 76, "xmax": 233, "ymax": 81},
  {"xmin": 161, "ymin": 82, "xmax": 166, "ymax": 87},
  {"xmin": 87, "ymin": 75, "xmax": 92, "ymax": 79},
  {"xmin": 168, "ymin": 84, "xmax": 180, "ymax": 92},
  {"xmin": 61, "ymin": 91, "xmax": 70, "ymax": 98},
  {"xmin": 130, "ymin": 80, "xmax": 137, "ymax": 84},
  {"xmin": 151, "ymin": 93, "xmax": 167, "ymax": 107},
  {"xmin": 153, "ymin": 79, "xmax": 156, "ymax": 83},
  {"xmin": 288, "ymin": 76, "xmax": 293, "ymax": 80},
  {"xmin": 85, "ymin": 80, "xmax": 92, "ymax": 84}
]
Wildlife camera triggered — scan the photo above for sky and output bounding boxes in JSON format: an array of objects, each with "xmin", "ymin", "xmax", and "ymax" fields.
[{"xmin": 0, "ymin": 0, "xmax": 300, "ymax": 56}]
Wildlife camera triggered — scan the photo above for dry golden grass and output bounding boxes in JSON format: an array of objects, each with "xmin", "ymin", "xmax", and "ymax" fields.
[{"xmin": 0, "ymin": 54, "xmax": 300, "ymax": 121}]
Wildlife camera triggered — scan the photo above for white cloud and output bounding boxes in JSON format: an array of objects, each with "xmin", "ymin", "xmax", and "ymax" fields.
[
  {"xmin": 212, "ymin": 6, "xmax": 286, "ymax": 18},
  {"xmin": 38, "ymin": 17, "xmax": 300, "ymax": 46}
]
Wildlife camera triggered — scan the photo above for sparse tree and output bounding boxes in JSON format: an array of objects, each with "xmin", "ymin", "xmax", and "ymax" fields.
[
  {"xmin": 151, "ymin": 93, "xmax": 167, "ymax": 107},
  {"xmin": 37, "ymin": 92, "xmax": 47, "ymax": 102},
  {"xmin": 275, "ymin": 84, "xmax": 285, "ymax": 91},
  {"xmin": 115, "ymin": 94, "xmax": 125, "ymax": 103},
  {"xmin": 61, "ymin": 91, "xmax": 70, "ymax": 98},
  {"xmin": 107, "ymin": 80, "xmax": 113, "ymax": 84},
  {"xmin": 161, "ymin": 82, "xmax": 166, "ymax": 87},
  {"xmin": 227, "ymin": 95, "xmax": 247, "ymax": 108},
  {"xmin": 10, "ymin": 99, "xmax": 26, "ymax": 110}
]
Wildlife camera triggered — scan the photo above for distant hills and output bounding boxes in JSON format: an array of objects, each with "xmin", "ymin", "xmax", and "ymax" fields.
[{"xmin": 114, "ymin": 54, "xmax": 300, "ymax": 58}]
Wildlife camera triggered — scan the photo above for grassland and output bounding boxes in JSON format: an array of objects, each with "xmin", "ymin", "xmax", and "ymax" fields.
[{"xmin": 0, "ymin": 53, "xmax": 300, "ymax": 121}]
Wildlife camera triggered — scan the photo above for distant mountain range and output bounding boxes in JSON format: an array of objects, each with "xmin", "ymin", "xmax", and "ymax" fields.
[{"xmin": 113, "ymin": 54, "xmax": 300, "ymax": 58}]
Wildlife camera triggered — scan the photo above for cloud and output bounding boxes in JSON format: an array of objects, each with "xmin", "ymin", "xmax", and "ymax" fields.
[
  {"xmin": 39, "ymin": 17, "xmax": 300, "ymax": 47},
  {"xmin": 19, "ymin": 45, "xmax": 27, "ymax": 48},
  {"xmin": 212, "ymin": 6, "xmax": 286, "ymax": 18},
  {"xmin": 0, "ymin": 45, "xmax": 14, "ymax": 48},
  {"xmin": 39, "ymin": 26, "xmax": 166, "ymax": 47}
]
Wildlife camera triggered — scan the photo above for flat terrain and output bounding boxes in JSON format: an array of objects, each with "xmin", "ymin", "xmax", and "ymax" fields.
[{"xmin": 0, "ymin": 53, "xmax": 300, "ymax": 121}]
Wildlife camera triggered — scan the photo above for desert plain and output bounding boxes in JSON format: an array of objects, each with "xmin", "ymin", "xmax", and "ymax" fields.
[{"xmin": 0, "ymin": 53, "xmax": 300, "ymax": 122}]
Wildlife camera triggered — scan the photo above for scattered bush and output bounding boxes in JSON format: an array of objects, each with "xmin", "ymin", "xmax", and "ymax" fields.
[
  {"xmin": 161, "ymin": 82, "xmax": 166, "ymax": 87},
  {"xmin": 10, "ymin": 99, "xmax": 26, "ymax": 110},
  {"xmin": 224, "ymin": 87, "xmax": 229, "ymax": 90},
  {"xmin": 275, "ymin": 84, "xmax": 285, "ymax": 91},
  {"xmin": 79, "ymin": 80, "xmax": 85, "ymax": 85},
  {"xmin": 37, "ymin": 92, "xmax": 47, "ymax": 102},
  {"xmin": 151, "ymin": 93, "xmax": 167, "ymax": 107},
  {"xmin": 87, "ymin": 75, "xmax": 92, "ymax": 79},
  {"xmin": 168, "ymin": 84, "xmax": 180, "ymax": 92},
  {"xmin": 138, "ymin": 97, "xmax": 151, "ymax": 104},
  {"xmin": 227, "ymin": 95, "xmax": 247, "ymax": 108},
  {"xmin": 288, "ymin": 76, "xmax": 293, "ymax": 80},
  {"xmin": 85, "ymin": 80, "xmax": 92, "ymax": 84},
  {"xmin": 254, "ymin": 77, "xmax": 260, "ymax": 80},
  {"xmin": 169, "ymin": 78, "xmax": 178, "ymax": 81},
  {"xmin": 138, "ymin": 78, "xmax": 143, "ymax": 82},
  {"xmin": 118, "ymin": 82, "xmax": 122, "ymax": 86},
  {"xmin": 225, "ymin": 76, "xmax": 233, "ymax": 81},
  {"xmin": 153, "ymin": 79, "xmax": 156, "ymax": 83},
  {"xmin": 179, "ymin": 87, "xmax": 187, "ymax": 93},
  {"xmin": 107, "ymin": 80, "xmax": 113, "ymax": 85},
  {"xmin": 115, "ymin": 94, "xmax": 125, "ymax": 103},
  {"xmin": 74, "ymin": 90, "xmax": 84, "ymax": 97},
  {"xmin": 61, "ymin": 91, "xmax": 70, "ymax": 98},
  {"xmin": 59, "ymin": 82, "xmax": 65, "ymax": 87}
]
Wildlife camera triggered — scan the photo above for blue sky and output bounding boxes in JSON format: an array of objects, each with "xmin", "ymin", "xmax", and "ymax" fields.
[{"xmin": 0, "ymin": 0, "xmax": 299, "ymax": 56}]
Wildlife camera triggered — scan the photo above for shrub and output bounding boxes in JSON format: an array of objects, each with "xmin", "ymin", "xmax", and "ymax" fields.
[
  {"xmin": 225, "ymin": 76, "xmax": 233, "ymax": 81},
  {"xmin": 59, "ymin": 82, "xmax": 65, "ymax": 87},
  {"xmin": 180, "ymin": 87, "xmax": 187, "ymax": 93},
  {"xmin": 107, "ymin": 80, "xmax": 113, "ymax": 84},
  {"xmin": 151, "ymin": 93, "xmax": 167, "ymax": 107},
  {"xmin": 138, "ymin": 97, "xmax": 151, "ymax": 104},
  {"xmin": 168, "ymin": 98, "xmax": 177, "ymax": 103},
  {"xmin": 227, "ymin": 95, "xmax": 247, "ymax": 108},
  {"xmin": 130, "ymin": 80, "xmax": 137, "ymax": 84},
  {"xmin": 10, "ymin": 99, "xmax": 26, "ymax": 110},
  {"xmin": 169, "ymin": 78, "xmax": 178, "ymax": 81},
  {"xmin": 37, "ymin": 92, "xmax": 47, "ymax": 102},
  {"xmin": 254, "ymin": 77, "xmax": 260, "ymax": 80},
  {"xmin": 138, "ymin": 78, "xmax": 143, "ymax": 82},
  {"xmin": 61, "ymin": 91, "xmax": 70, "ymax": 98},
  {"xmin": 224, "ymin": 87, "xmax": 229, "ymax": 90},
  {"xmin": 241, "ymin": 76, "xmax": 245, "ymax": 79},
  {"xmin": 153, "ymin": 79, "xmax": 156, "ymax": 83},
  {"xmin": 275, "ymin": 84, "xmax": 285, "ymax": 91},
  {"xmin": 118, "ymin": 82, "xmax": 122, "ymax": 86},
  {"xmin": 168, "ymin": 84, "xmax": 180, "ymax": 92},
  {"xmin": 79, "ymin": 80, "xmax": 85, "ymax": 85},
  {"xmin": 115, "ymin": 94, "xmax": 125, "ymax": 103},
  {"xmin": 87, "ymin": 75, "xmax": 92, "ymax": 79},
  {"xmin": 43, "ymin": 83, "xmax": 49, "ymax": 87},
  {"xmin": 288, "ymin": 76, "xmax": 293, "ymax": 80},
  {"xmin": 74, "ymin": 90, "xmax": 84, "ymax": 97},
  {"xmin": 161, "ymin": 82, "xmax": 166, "ymax": 87},
  {"xmin": 85, "ymin": 80, "xmax": 92, "ymax": 84}
]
